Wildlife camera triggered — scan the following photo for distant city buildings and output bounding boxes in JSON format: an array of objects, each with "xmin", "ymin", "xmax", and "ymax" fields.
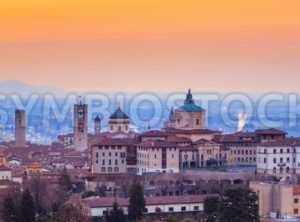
[{"xmin": 3, "ymin": 89, "xmax": 300, "ymax": 221}]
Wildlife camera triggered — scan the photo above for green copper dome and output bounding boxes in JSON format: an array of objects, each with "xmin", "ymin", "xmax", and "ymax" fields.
[{"xmin": 177, "ymin": 89, "xmax": 205, "ymax": 112}]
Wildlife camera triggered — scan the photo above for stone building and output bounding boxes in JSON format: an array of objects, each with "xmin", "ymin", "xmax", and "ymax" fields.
[
  {"xmin": 175, "ymin": 89, "xmax": 206, "ymax": 130},
  {"xmin": 91, "ymin": 138, "xmax": 136, "ymax": 174},
  {"xmin": 257, "ymin": 138, "xmax": 300, "ymax": 176},
  {"xmin": 94, "ymin": 115, "xmax": 101, "ymax": 134},
  {"xmin": 74, "ymin": 102, "xmax": 88, "ymax": 151},
  {"xmin": 15, "ymin": 110, "xmax": 26, "ymax": 147},
  {"xmin": 108, "ymin": 106, "xmax": 130, "ymax": 133},
  {"xmin": 136, "ymin": 140, "xmax": 180, "ymax": 175}
]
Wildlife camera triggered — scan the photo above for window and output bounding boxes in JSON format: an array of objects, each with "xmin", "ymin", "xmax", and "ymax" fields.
[
  {"xmin": 109, "ymin": 159, "xmax": 112, "ymax": 165},
  {"xmin": 273, "ymin": 158, "xmax": 276, "ymax": 164},
  {"xmin": 280, "ymin": 149, "xmax": 283, "ymax": 153},
  {"xmin": 181, "ymin": 207, "xmax": 186, "ymax": 212},
  {"xmin": 96, "ymin": 152, "xmax": 99, "ymax": 158},
  {"xmin": 114, "ymin": 167, "xmax": 119, "ymax": 172},
  {"xmin": 264, "ymin": 158, "xmax": 266, "ymax": 164},
  {"xmin": 102, "ymin": 159, "xmax": 105, "ymax": 165},
  {"xmin": 194, "ymin": 206, "xmax": 199, "ymax": 211},
  {"xmin": 294, "ymin": 209, "xmax": 299, "ymax": 215},
  {"xmin": 196, "ymin": 119, "xmax": 199, "ymax": 125},
  {"xmin": 115, "ymin": 159, "xmax": 118, "ymax": 165},
  {"xmin": 264, "ymin": 149, "xmax": 267, "ymax": 154},
  {"xmin": 96, "ymin": 159, "xmax": 98, "ymax": 164},
  {"xmin": 295, "ymin": 198, "xmax": 299, "ymax": 204},
  {"xmin": 273, "ymin": 149, "xmax": 277, "ymax": 154},
  {"xmin": 168, "ymin": 207, "xmax": 174, "ymax": 212},
  {"xmin": 101, "ymin": 167, "xmax": 106, "ymax": 172}
]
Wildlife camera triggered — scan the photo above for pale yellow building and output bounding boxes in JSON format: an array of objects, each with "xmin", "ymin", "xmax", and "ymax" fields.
[
  {"xmin": 108, "ymin": 106, "xmax": 130, "ymax": 133},
  {"xmin": 136, "ymin": 140, "xmax": 179, "ymax": 175},
  {"xmin": 250, "ymin": 181, "xmax": 294, "ymax": 218},
  {"xmin": 175, "ymin": 89, "xmax": 206, "ymax": 130}
]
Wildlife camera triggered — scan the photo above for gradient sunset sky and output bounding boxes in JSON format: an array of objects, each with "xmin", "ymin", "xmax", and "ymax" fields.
[{"xmin": 0, "ymin": 0, "xmax": 299, "ymax": 92}]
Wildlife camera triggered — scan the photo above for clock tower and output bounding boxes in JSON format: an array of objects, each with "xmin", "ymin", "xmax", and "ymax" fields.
[{"xmin": 74, "ymin": 102, "xmax": 88, "ymax": 151}]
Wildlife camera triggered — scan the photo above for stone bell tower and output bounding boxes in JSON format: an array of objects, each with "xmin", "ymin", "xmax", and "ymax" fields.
[
  {"xmin": 15, "ymin": 110, "xmax": 26, "ymax": 147},
  {"xmin": 94, "ymin": 115, "xmax": 101, "ymax": 134},
  {"xmin": 74, "ymin": 101, "xmax": 88, "ymax": 151}
]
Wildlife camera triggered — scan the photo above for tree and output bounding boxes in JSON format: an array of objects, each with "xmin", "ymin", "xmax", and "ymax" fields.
[
  {"xmin": 57, "ymin": 168, "xmax": 72, "ymax": 204},
  {"xmin": 25, "ymin": 176, "xmax": 48, "ymax": 217},
  {"xmin": 204, "ymin": 196, "xmax": 220, "ymax": 222},
  {"xmin": 20, "ymin": 189, "xmax": 35, "ymax": 222},
  {"xmin": 2, "ymin": 195, "xmax": 18, "ymax": 222},
  {"xmin": 165, "ymin": 214, "xmax": 177, "ymax": 222},
  {"xmin": 128, "ymin": 181, "xmax": 146, "ymax": 222},
  {"xmin": 105, "ymin": 201, "xmax": 126, "ymax": 222},
  {"xmin": 219, "ymin": 188, "xmax": 259, "ymax": 222}
]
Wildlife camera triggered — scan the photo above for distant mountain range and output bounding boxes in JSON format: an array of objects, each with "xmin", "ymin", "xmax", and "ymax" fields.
[{"xmin": 0, "ymin": 80, "xmax": 68, "ymax": 97}]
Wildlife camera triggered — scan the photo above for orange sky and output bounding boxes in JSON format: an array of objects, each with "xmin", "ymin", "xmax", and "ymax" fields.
[{"xmin": 0, "ymin": 0, "xmax": 299, "ymax": 92}]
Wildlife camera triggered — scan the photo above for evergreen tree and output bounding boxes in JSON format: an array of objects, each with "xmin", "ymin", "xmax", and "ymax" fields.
[
  {"xmin": 20, "ymin": 189, "xmax": 35, "ymax": 222},
  {"xmin": 105, "ymin": 201, "xmax": 126, "ymax": 222},
  {"xmin": 58, "ymin": 168, "xmax": 72, "ymax": 191},
  {"xmin": 2, "ymin": 195, "xmax": 18, "ymax": 222},
  {"xmin": 219, "ymin": 188, "xmax": 259, "ymax": 222},
  {"xmin": 57, "ymin": 168, "xmax": 72, "ymax": 204},
  {"xmin": 128, "ymin": 181, "xmax": 146, "ymax": 222},
  {"xmin": 204, "ymin": 196, "xmax": 220, "ymax": 222}
]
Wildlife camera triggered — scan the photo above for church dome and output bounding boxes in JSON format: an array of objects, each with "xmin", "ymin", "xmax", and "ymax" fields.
[
  {"xmin": 177, "ymin": 89, "xmax": 205, "ymax": 112},
  {"xmin": 109, "ymin": 107, "xmax": 130, "ymax": 119}
]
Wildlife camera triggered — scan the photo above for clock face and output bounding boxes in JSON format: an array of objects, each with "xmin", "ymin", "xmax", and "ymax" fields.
[{"xmin": 78, "ymin": 109, "xmax": 84, "ymax": 118}]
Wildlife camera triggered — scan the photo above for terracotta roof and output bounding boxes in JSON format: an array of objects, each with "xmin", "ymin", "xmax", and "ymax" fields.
[
  {"xmin": 166, "ymin": 135, "xmax": 192, "ymax": 143},
  {"xmin": 259, "ymin": 138, "xmax": 300, "ymax": 147},
  {"xmin": 0, "ymin": 165, "xmax": 12, "ymax": 171},
  {"xmin": 165, "ymin": 128, "xmax": 216, "ymax": 135},
  {"xmin": 26, "ymin": 163, "xmax": 43, "ymax": 169},
  {"xmin": 213, "ymin": 133, "xmax": 259, "ymax": 143},
  {"xmin": 139, "ymin": 130, "xmax": 169, "ymax": 138},
  {"xmin": 137, "ymin": 140, "xmax": 178, "ymax": 148},
  {"xmin": 194, "ymin": 139, "xmax": 218, "ymax": 145},
  {"xmin": 91, "ymin": 138, "xmax": 136, "ymax": 146},
  {"xmin": 255, "ymin": 128, "xmax": 287, "ymax": 135},
  {"xmin": 82, "ymin": 195, "xmax": 216, "ymax": 208}
]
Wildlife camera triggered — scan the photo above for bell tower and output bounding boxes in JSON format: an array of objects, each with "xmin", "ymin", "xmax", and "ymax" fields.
[
  {"xmin": 74, "ymin": 101, "xmax": 88, "ymax": 151},
  {"xmin": 94, "ymin": 115, "xmax": 101, "ymax": 134},
  {"xmin": 15, "ymin": 110, "xmax": 26, "ymax": 147}
]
